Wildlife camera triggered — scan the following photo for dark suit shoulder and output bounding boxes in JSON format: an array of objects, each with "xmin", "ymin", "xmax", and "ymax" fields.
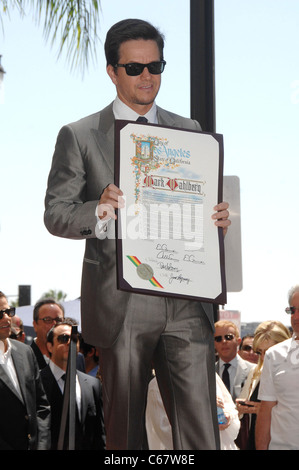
[{"xmin": 40, "ymin": 364, "xmax": 52, "ymax": 379}]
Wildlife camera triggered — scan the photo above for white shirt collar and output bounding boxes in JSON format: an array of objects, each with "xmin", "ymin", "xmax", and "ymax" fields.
[
  {"xmin": 112, "ymin": 96, "xmax": 158, "ymax": 123},
  {"xmin": 0, "ymin": 339, "xmax": 11, "ymax": 364},
  {"xmin": 49, "ymin": 359, "xmax": 66, "ymax": 381},
  {"xmin": 219, "ymin": 355, "xmax": 238, "ymax": 369}
]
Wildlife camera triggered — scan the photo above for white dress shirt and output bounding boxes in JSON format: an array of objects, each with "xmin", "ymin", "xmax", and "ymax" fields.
[
  {"xmin": 113, "ymin": 95, "xmax": 158, "ymax": 123},
  {"xmin": 0, "ymin": 339, "xmax": 23, "ymax": 402}
]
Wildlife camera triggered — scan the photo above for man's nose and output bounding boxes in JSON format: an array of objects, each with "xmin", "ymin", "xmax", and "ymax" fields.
[{"xmin": 140, "ymin": 66, "xmax": 152, "ymax": 78}]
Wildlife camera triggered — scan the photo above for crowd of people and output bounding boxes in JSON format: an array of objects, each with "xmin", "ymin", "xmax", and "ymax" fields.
[
  {"xmin": 0, "ymin": 283, "xmax": 298, "ymax": 450},
  {"xmin": 146, "ymin": 284, "xmax": 299, "ymax": 451},
  {"xmin": 0, "ymin": 291, "xmax": 105, "ymax": 450}
]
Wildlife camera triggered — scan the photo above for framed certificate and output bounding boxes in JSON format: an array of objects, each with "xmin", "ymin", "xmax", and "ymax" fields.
[{"xmin": 114, "ymin": 120, "xmax": 226, "ymax": 304}]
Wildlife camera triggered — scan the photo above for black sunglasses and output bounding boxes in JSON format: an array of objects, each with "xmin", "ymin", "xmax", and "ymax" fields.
[
  {"xmin": 285, "ymin": 307, "xmax": 299, "ymax": 315},
  {"xmin": 114, "ymin": 60, "xmax": 166, "ymax": 76},
  {"xmin": 38, "ymin": 316, "xmax": 63, "ymax": 324},
  {"xmin": 241, "ymin": 345, "xmax": 254, "ymax": 352},
  {"xmin": 56, "ymin": 333, "xmax": 79, "ymax": 344},
  {"xmin": 214, "ymin": 334, "xmax": 235, "ymax": 343},
  {"xmin": 0, "ymin": 307, "xmax": 16, "ymax": 320}
]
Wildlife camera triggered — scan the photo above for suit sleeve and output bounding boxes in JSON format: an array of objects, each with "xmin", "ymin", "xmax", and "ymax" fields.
[
  {"xmin": 44, "ymin": 125, "xmax": 99, "ymax": 240},
  {"xmin": 30, "ymin": 349, "xmax": 52, "ymax": 450},
  {"xmin": 92, "ymin": 378, "xmax": 106, "ymax": 449}
]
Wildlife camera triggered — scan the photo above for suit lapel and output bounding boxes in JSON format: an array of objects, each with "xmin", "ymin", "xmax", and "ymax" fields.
[
  {"xmin": 1, "ymin": 341, "xmax": 26, "ymax": 403},
  {"xmin": 91, "ymin": 103, "xmax": 115, "ymax": 175},
  {"xmin": 91, "ymin": 104, "xmax": 177, "ymax": 176},
  {"xmin": 157, "ymin": 106, "xmax": 176, "ymax": 127}
]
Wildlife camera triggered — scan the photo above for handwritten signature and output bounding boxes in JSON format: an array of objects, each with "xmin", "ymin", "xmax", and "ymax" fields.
[
  {"xmin": 156, "ymin": 244, "xmax": 179, "ymax": 262},
  {"xmin": 183, "ymin": 254, "xmax": 205, "ymax": 265},
  {"xmin": 169, "ymin": 274, "xmax": 191, "ymax": 285}
]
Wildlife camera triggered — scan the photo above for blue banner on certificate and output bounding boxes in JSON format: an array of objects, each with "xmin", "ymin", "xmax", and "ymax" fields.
[{"xmin": 115, "ymin": 120, "xmax": 226, "ymax": 304}]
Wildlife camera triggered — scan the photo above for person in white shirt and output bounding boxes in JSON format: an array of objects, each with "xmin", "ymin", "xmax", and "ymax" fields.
[
  {"xmin": 146, "ymin": 373, "xmax": 240, "ymax": 450},
  {"xmin": 256, "ymin": 284, "xmax": 299, "ymax": 450}
]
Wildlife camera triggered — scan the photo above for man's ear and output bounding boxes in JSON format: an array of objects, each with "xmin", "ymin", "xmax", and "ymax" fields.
[
  {"xmin": 107, "ymin": 64, "xmax": 118, "ymax": 86},
  {"xmin": 47, "ymin": 341, "xmax": 53, "ymax": 355}
]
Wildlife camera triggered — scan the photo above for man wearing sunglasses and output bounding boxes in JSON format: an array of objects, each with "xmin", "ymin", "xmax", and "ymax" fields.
[
  {"xmin": 45, "ymin": 18, "xmax": 231, "ymax": 450},
  {"xmin": 40, "ymin": 319, "xmax": 105, "ymax": 450},
  {"xmin": 0, "ymin": 291, "xmax": 50, "ymax": 449},
  {"xmin": 31, "ymin": 297, "xmax": 65, "ymax": 370},
  {"xmin": 256, "ymin": 284, "xmax": 299, "ymax": 450},
  {"xmin": 215, "ymin": 320, "xmax": 255, "ymax": 400},
  {"xmin": 238, "ymin": 335, "xmax": 259, "ymax": 364}
]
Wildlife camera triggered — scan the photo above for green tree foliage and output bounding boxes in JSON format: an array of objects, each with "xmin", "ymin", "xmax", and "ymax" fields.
[
  {"xmin": 41, "ymin": 289, "xmax": 68, "ymax": 301},
  {"xmin": 0, "ymin": 0, "xmax": 101, "ymax": 74}
]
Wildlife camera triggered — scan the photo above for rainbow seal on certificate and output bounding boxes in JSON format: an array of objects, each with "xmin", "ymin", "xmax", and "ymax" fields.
[
  {"xmin": 137, "ymin": 263, "xmax": 154, "ymax": 281},
  {"xmin": 127, "ymin": 255, "xmax": 163, "ymax": 289}
]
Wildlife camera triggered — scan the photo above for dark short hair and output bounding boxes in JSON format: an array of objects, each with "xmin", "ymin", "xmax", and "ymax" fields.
[
  {"xmin": 33, "ymin": 297, "xmax": 65, "ymax": 322},
  {"xmin": 105, "ymin": 18, "xmax": 165, "ymax": 67},
  {"xmin": 47, "ymin": 317, "xmax": 78, "ymax": 345},
  {"xmin": 239, "ymin": 335, "xmax": 254, "ymax": 349}
]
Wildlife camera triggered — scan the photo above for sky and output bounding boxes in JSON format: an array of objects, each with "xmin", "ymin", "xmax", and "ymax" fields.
[{"xmin": 0, "ymin": 0, "xmax": 298, "ymax": 327}]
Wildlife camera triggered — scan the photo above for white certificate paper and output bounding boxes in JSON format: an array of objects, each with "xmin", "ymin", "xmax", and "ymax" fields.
[{"xmin": 115, "ymin": 120, "xmax": 226, "ymax": 304}]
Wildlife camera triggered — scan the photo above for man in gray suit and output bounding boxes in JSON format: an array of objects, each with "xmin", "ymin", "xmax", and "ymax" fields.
[
  {"xmin": 44, "ymin": 19, "xmax": 230, "ymax": 450},
  {"xmin": 215, "ymin": 320, "xmax": 255, "ymax": 401}
]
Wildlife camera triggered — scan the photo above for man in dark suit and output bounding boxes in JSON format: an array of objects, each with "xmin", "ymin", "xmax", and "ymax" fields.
[
  {"xmin": 40, "ymin": 319, "xmax": 105, "ymax": 450},
  {"xmin": 31, "ymin": 297, "xmax": 65, "ymax": 369},
  {"xmin": 31, "ymin": 298, "xmax": 85, "ymax": 373},
  {"xmin": 0, "ymin": 291, "xmax": 51, "ymax": 450},
  {"xmin": 44, "ymin": 19, "xmax": 230, "ymax": 450}
]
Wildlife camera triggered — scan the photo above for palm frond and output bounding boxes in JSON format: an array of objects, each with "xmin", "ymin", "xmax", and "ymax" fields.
[{"xmin": 1, "ymin": 0, "xmax": 102, "ymax": 75}]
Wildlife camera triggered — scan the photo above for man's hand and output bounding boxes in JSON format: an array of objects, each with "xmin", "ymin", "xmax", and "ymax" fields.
[
  {"xmin": 97, "ymin": 184, "xmax": 125, "ymax": 220},
  {"xmin": 212, "ymin": 202, "xmax": 231, "ymax": 236}
]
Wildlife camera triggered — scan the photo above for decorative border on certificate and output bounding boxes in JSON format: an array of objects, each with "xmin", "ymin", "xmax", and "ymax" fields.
[{"xmin": 115, "ymin": 120, "xmax": 226, "ymax": 304}]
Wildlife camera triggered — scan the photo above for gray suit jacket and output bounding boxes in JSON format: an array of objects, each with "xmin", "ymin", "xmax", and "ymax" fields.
[
  {"xmin": 44, "ymin": 102, "xmax": 214, "ymax": 348},
  {"xmin": 0, "ymin": 340, "xmax": 51, "ymax": 450}
]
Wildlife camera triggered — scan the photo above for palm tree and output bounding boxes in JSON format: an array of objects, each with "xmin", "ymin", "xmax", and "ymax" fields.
[
  {"xmin": 41, "ymin": 289, "xmax": 68, "ymax": 302},
  {"xmin": 0, "ymin": 0, "xmax": 101, "ymax": 74}
]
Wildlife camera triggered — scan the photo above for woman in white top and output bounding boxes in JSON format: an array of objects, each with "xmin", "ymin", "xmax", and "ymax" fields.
[{"xmin": 146, "ymin": 373, "xmax": 240, "ymax": 450}]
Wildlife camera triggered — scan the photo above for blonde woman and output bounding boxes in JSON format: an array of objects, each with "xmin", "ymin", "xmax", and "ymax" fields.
[{"xmin": 235, "ymin": 321, "xmax": 291, "ymax": 450}]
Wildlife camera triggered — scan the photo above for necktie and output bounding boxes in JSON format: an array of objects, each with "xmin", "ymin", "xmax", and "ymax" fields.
[
  {"xmin": 222, "ymin": 363, "xmax": 231, "ymax": 392},
  {"xmin": 136, "ymin": 116, "xmax": 148, "ymax": 123}
]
